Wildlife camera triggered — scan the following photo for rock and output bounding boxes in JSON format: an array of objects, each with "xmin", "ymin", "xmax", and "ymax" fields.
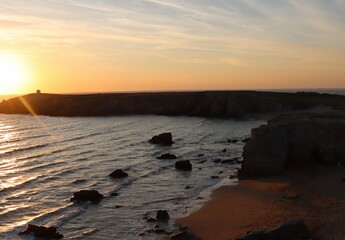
[
  {"xmin": 211, "ymin": 176, "xmax": 219, "ymax": 179},
  {"xmin": 157, "ymin": 153, "xmax": 177, "ymax": 159},
  {"xmin": 221, "ymin": 159, "xmax": 236, "ymax": 164},
  {"xmin": 175, "ymin": 160, "xmax": 192, "ymax": 171},
  {"xmin": 236, "ymin": 218, "xmax": 310, "ymax": 240},
  {"xmin": 197, "ymin": 153, "xmax": 205, "ymax": 157},
  {"xmin": 199, "ymin": 160, "xmax": 207, "ymax": 164},
  {"xmin": 213, "ymin": 159, "xmax": 221, "ymax": 163},
  {"xmin": 228, "ymin": 139, "xmax": 239, "ymax": 143},
  {"xmin": 109, "ymin": 169, "xmax": 128, "ymax": 178},
  {"xmin": 110, "ymin": 192, "xmax": 119, "ymax": 197},
  {"xmin": 149, "ymin": 133, "xmax": 174, "ymax": 145},
  {"xmin": 115, "ymin": 205, "xmax": 122, "ymax": 208},
  {"xmin": 241, "ymin": 112, "xmax": 345, "ymax": 177},
  {"xmin": 71, "ymin": 190, "xmax": 104, "ymax": 203},
  {"xmin": 156, "ymin": 210, "xmax": 170, "ymax": 222},
  {"xmin": 19, "ymin": 224, "xmax": 63, "ymax": 239},
  {"xmin": 185, "ymin": 185, "xmax": 193, "ymax": 189},
  {"xmin": 147, "ymin": 218, "xmax": 157, "ymax": 223},
  {"xmin": 218, "ymin": 171, "xmax": 224, "ymax": 174},
  {"xmin": 222, "ymin": 148, "xmax": 227, "ymax": 153}
]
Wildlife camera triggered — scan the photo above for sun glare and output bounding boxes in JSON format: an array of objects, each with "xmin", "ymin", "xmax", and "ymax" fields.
[{"xmin": 0, "ymin": 53, "xmax": 27, "ymax": 94}]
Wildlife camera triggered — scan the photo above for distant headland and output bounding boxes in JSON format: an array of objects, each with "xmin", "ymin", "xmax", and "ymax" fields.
[{"xmin": 1, "ymin": 91, "xmax": 345, "ymax": 118}]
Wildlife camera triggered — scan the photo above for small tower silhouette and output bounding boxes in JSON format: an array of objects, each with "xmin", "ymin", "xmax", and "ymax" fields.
[{"xmin": 36, "ymin": 89, "xmax": 41, "ymax": 94}]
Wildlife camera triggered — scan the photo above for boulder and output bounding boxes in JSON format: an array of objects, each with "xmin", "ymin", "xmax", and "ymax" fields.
[
  {"xmin": 19, "ymin": 224, "xmax": 63, "ymax": 239},
  {"xmin": 109, "ymin": 169, "xmax": 128, "ymax": 178},
  {"xmin": 236, "ymin": 218, "xmax": 310, "ymax": 240},
  {"xmin": 240, "ymin": 111, "xmax": 345, "ymax": 176},
  {"xmin": 156, "ymin": 210, "xmax": 170, "ymax": 221},
  {"xmin": 175, "ymin": 160, "xmax": 192, "ymax": 171},
  {"xmin": 70, "ymin": 190, "xmax": 104, "ymax": 203},
  {"xmin": 149, "ymin": 133, "xmax": 174, "ymax": 145},
  {"xmin": 157, "ymin": 153, "xmax": 177, "ymax": 159}
]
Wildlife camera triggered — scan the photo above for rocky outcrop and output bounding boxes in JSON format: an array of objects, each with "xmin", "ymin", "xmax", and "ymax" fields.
[
  {"xmin": 175, "ymin": 160, "xmax": 192, "ymax": 171},
  {"xmin": 236, "ymin": 218, "xmax": 310, "ymax": 240},
  {"xmin": 70, "ymin": 190, "xmax": 104, "ymax": 203},
  {"xmin": 149, "ymin": 133, "xmax": 174, "ymax": 146},
  {"xmin": 109, "ymin": 169, "xmax": 128, "ymax": 178},
  {"xmin": 19, "ymin": 224, "xmax": 63, "ymax": 239},
  {"xmin": 240, "ymin": 111, "xmax": 345, "ymax": 176}
]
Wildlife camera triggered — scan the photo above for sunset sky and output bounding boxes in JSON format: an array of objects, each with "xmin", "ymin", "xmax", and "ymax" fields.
[{"xmin": 0, "ymin": 0, "xmax": 344, "ymax": 94}]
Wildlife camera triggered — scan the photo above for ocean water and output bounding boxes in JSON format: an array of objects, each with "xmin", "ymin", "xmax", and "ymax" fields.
[{"xmin": 0, "ymin": 114, "xmax": 263, "ymax": 239}]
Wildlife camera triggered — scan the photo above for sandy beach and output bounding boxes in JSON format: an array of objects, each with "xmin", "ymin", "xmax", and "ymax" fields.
[{"xmin": 177, "ymin": 165, "xmax": 345, "ymax": 240}]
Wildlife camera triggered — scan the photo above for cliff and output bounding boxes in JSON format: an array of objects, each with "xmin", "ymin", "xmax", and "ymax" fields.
[
  {"xmin": 241, "ymin": 111, "xmax": 345, "ymax": 176},
  {"xmin": 1, "ymin": 91, "xmax": 345, "ymax": 117}
]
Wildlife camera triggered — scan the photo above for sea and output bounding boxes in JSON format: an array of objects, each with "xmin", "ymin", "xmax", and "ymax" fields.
[{"xmin": 0, "ymin": 114, "xmax": 263, "ymax": 239}]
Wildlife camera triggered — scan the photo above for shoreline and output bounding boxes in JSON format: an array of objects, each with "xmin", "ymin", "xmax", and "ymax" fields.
[{"xmin": 176, "ymin": 165, "xmax": 345, "ymax": 240}]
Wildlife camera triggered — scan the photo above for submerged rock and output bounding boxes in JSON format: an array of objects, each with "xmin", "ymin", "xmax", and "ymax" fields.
[
  {"xmin": 157, "ymin": 153, "xmax": 177, "ymax": 159},
  {"xmin": 19, "ymin": 224, "xmax": 63, "ymax": 239},
  {"xmin": 109, "ymin": 169, "xmax": 128, "ymax": 178},
  {"xmin": 149, "ymin": 133, "xmax": 174, "ymax": 145},
  {"xmin": 175, "ymin": 160, "xmax": 192, "ymax": 171},
  {"xmin": 70, "ymin": 190, "xmax": 104, "ymax": 203}
]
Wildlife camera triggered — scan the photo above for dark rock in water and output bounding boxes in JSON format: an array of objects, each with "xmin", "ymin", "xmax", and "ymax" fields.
[
  {"xmin": 185, "ymin": 185, "xmax": 193, "ymax": 189},
  {"xmin": 213, "ymin": 159, "xmax": 221, "ymax": 163},
  {"xmin": 147, "ymin": 218, "xmax": 157, "ymax": 223},
  {"xmin": 211, "ymin": 176, "xmax": 219, "ymax": 179},
  {"xmin": 228, "ymin": 139, "xmax": 239, "ymax": 143},
  {"xmin": 157, "ymin": 153, "xmax": 177, "ymax": 159},
  {"xmin": 221, "ymin": 159, "xmax": 236, "ymax": 164},
  {"xmin": 115, "ymin": 205, "xmax": 122, "ymax": 208},
  {"xmin": 218, "ymin": 171, "xmax": 224, "ymax": 174},
  {"xmin": 236, "ymin": 218, "xmax": 310, "ymax": 240},
  {"xmin": 19, "ymin": 224, "xmax": 63, "ymax": 239},
  {"xmin": 71, "ymin": 190, "xmax": 104, "ymax": 203},
  {"xmin": 199, "ymin": 160, "xmax": 207, "ymax": 164},
  {"xmin": 156, "ymin": 210, "xmax": 170, "ymax": 222},
  {"xmin": 175, "ymin": 160, "xmax": 192, "ymax": 171},
  {"xmin": 241, "ymin": 112, "xmax": 345, "ymax": 177},
  {"xmin": 110, "ymin": 192, "xmax": 119, "ymax": 197},
  {"xmin": 149, "ymin": 133, "xmax": 173, "ymax": 145},
  {"xmin": 197, "ymin": 153, "xmax": 205, "ymax": 157},
  {"xmin": 222, "ymin": 148, "xmax": 227, "ymax": 153},
  {"xmin": 109, "ymin": 169, "xmax": 128, "ymax": 178}
]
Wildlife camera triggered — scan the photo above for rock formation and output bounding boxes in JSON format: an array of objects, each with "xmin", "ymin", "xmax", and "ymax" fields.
[
  {"xmin": 70, "ymin": 190, "xmax": 104, "ymax": 203},
  {"xmin": 149, "ymin": 133, "xmax": 174, "ymax": 145},
  {"xmin": 175, "ymin": 160, "xmax": 192, "ymax": 171},
  {"xmin": 19, "ymin": 224, "xmax": 63, "ymax": 239},
  {"xmin": 240, "ymin": 111, "xmax": 345, "ymax": 176},
  {"xmin": 157, "ymin": 153, "xmax": 177, "ymax": 159},
  {"xmin": 109, "ymin": 169, "xmax": 129, "ymax": 178}
]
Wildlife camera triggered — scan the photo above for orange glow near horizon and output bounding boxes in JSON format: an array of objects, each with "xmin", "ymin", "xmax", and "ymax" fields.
[{"xmin": 0, "ymin": 1, "xmax": 344, "ymax": 94}]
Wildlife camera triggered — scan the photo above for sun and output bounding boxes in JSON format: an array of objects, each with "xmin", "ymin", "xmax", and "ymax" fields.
[{"xmin": 0, "ymin": 53, "xmax": 26, "ymax": 94}]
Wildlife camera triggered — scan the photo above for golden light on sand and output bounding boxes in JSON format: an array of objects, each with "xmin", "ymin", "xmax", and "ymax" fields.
[{"xmin": 0, "ymin": 53, "xmax": 27, "ymax": 94}]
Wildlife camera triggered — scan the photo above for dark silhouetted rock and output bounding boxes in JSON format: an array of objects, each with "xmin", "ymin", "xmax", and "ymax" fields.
[
  {"xmin": 221, "ymin": 159, "xmax": 236, "ymax": 164},
  {"xmin": 222, "ymin": 149, "xmax": 227, "ymax": 153},
  {"xmin": 236, "ymin": 218, "xmax": 310, "ymax": 240},
  {"xmin": 197, "ymin": 153, "xmax": 205, "ymax": 157},
  {"xmin": 175, "ymin": 160, "xmax": 192, "ymax": 171},
  {"xmin": 228, "ymin": 139, "xmax": 239, "ymax": 143},
  {"xmin": 157, "ymin": 153, "xmax": 177, "ymax": 159},
  {"xmin": 110, "ymin": 192, "xmax": 119, "ymax": 197},
  {"xmin": 70, "ymin": 190, "xmax": 104, "ymax": 203},
  {"xmin": 19, "ymin": 224, "xmax": 63, "ymax": 239},
  {"xmin": 241, "ymin": 112, "xmax": 345, "ymax": 177},
  {"xmin": 185, "ymin": 185, "xmax": 192, "ymax": 189},
  {"xmin": 213, "ymin": 159, "xmax": 221, "ymax": 163},
  {"xmin": 149, "ymin": 133, "xmax": 173, "ymax": 145},
  {"xmin": 109, "ymin": 169, "xmax": 128, "ymax": 178},
  {"xmin": 211, "ymin": 176, "xmax": 219, "ymax": 179},
  {"xmin": 156, "ymin": 210, "xmax": 170, "ymax": 222}
]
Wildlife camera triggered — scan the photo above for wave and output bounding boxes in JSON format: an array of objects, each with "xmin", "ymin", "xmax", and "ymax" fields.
[{"xmin": 2, "ymin": 143, "xmax": 49, "ymax": 155}]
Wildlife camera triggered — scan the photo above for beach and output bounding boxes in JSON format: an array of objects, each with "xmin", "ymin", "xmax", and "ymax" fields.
[{"xmin": 177, "ymin": 165, "xmax": 345, "ymax": 240}]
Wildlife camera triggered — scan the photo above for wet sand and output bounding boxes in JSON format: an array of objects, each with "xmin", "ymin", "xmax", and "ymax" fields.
[{"xmin": 177, "ymin": 165, "xmax": 345, "ymax": 240}]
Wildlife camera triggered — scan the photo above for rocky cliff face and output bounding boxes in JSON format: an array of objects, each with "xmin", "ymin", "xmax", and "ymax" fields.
[{"xmin": 240, "ymin": 111, "xmax": 345, "ymax": 176}]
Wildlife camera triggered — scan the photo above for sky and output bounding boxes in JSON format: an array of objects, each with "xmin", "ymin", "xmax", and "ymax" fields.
[{"xmin": 0, "ymin": 0, "xmax": 344, "ymax": 94}]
